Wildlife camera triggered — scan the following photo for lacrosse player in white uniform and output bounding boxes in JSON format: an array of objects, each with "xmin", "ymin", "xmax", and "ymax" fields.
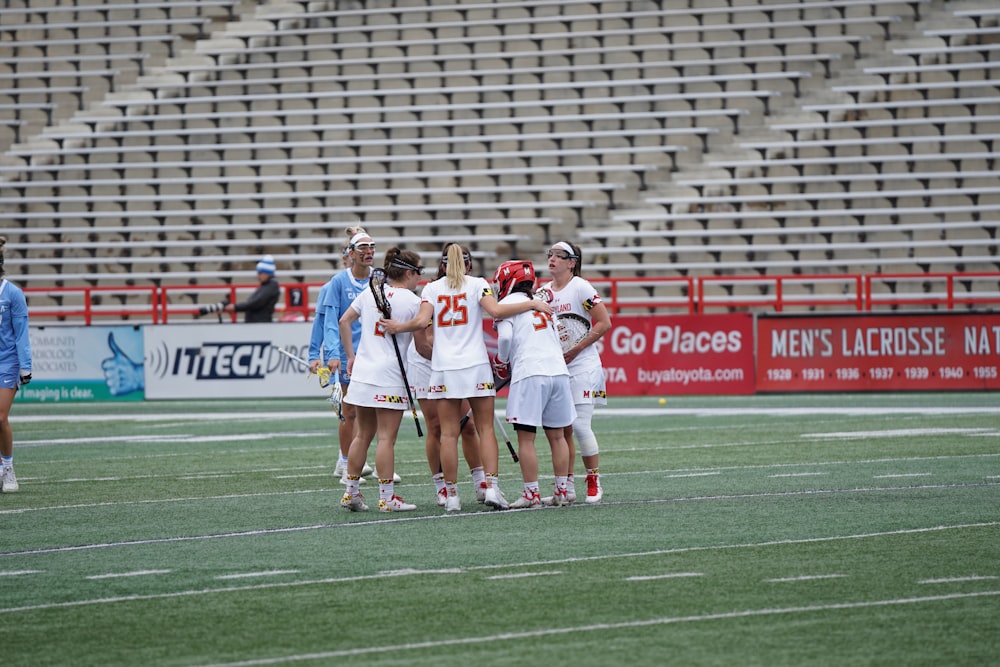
[
  {"xmin": 492, "ymin": 260, "xmax": 576, "ymax": 508},
  {"xmin": 382, "ymin": 243, "xmax": 552, "ymax": 512},
  {"xmin": 408, "ymin": 245, "xmax": 489, "ymax": 507},
  {"xmin": 541, "ymin": 241, "xmax": 612, "ymax": 504},
  {"xmin": 338, "ymin": 247, "xmax": 425, "ymax": 512}
]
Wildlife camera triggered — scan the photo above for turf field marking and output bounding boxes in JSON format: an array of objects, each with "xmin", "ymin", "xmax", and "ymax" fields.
[
  {"xmin": 86, "ymin": 570, "xmax": 172, "ymax": 580},
  {"xmin": 873, "ymin": 473, "xmax": 933, "ymax": 479},
  {"xmin": 626, "ymin": 572, "xmax": 703, "ymax": 581},
  {"xmin": 665, "ymin": 472, "xmax": 721, "ymax": 478},
  {"xmin": 215, "ymin": 571, "xmax": 301, "ymax": 580},
  {"xmin": 191, "ymin": 590, "xmax": 1000, "ymax": 666},
  {"xmin": 918, "ymin": 576, "xmax": 998, "ymax": 584},
  {"xmin": 2, "ymin": 485, "xmax": 996, "ymax": 553},
  {"xmin": 764, "ymin": 574, "xmax": 848, "ymax": 583},
  {"xmin": 769, "ymin": 472, "xmax": 828, "ymax": 478},
  {"xmin": 1, "ymin": 522, "xmax": 995, "ymax": 615},
  {"xmin": 804, "ymin": 427, "xmax": 996, "ymax": 440},
  {"xmin": 0, "ymin": 570, "xmax": 41, "ymax": 577},
  {"xmin": 486, "ymin": 571, "xmax": 563, "ymax": 580},
  {"xmin": 14, "ymin": 406, "xmax": 1000, "ymax": 426}
]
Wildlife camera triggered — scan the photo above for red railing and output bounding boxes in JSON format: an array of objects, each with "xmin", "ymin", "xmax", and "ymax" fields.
[{"xmin": 22, "ymin": 272, "xmax": 1000, "ymax": 324}]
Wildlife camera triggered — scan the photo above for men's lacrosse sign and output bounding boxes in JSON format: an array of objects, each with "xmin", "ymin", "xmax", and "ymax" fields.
[{"xmin": 756, "ymin": 312, "xmax": 1000, "ymax": 392}]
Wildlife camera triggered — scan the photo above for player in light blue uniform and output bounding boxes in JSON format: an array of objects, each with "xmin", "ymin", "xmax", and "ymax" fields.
[
  {"xmin": 0, "ymin": 242, "xmax": 33, "ymax": 493},
  {"xmin": 311, "ymin": 229, "xmax": 377, "ymax": 482}
]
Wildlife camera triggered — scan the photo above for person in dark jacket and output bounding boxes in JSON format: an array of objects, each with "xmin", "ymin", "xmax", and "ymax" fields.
[{"xmin": 225, "ymin": 255, "xmax": 280, "ymax": 323}]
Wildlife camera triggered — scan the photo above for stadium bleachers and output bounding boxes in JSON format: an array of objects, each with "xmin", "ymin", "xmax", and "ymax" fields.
[{"xmin": 0, "ymin": 0, "xmax": 997, "ymax": 313}]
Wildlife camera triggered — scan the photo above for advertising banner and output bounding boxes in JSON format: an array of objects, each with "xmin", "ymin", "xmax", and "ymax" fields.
[
  {"xmin": 21, "ymin": 325, "xmax": 146, "ymax": 402},
  {"xmin": 143, "ymin": 323, "xmax": 332, "ymax": 400},
  {"xmin": 590, "ymin": 313, "xmax": 755, "ymax": 395},
  {"xmin": 756, "ymin": 312, "xmax": 1000, "ymax": 392}
]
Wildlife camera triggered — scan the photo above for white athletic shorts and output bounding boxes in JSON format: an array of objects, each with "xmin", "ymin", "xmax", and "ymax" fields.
[
  {"xmin": 505, "ymin": 374, "xmax": 577, "ymax": 429},
  {"xmin": 569, "ymin": 364, "xmax": 608, "ymax": 406},
  {"xmin": 344, "ymin": 379, "xmax": 410, "ymax": 410},
  {"xmin": 408, "ymin": 354, "xmax": 431, "ymax": 400},
  {"xmin": 427, "ymin": 363, "xmax": 496, "ymax": 400}
]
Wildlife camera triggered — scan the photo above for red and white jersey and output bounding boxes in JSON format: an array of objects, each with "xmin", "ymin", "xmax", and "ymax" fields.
[
  {"xmin": 542, "ymin": 275, "xmax": 604, "ymax": 372},
  {"xmin": 495, "ymin": 293, "xmax": 569, "ymax": 383},
  {"xmin": 348, "ymin": 284, "xmax": 421, "ymax": 386},
  {"xmin": 421, "ymin": 275, "xmax": 493, "ymax": 371}
]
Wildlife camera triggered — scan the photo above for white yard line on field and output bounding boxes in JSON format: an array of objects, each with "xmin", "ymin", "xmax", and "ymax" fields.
[
  {"xmin": 86, "ymin": 570, "xmax": 172, "ymax": 580},
  {"xmin": 918, "ymin": 576, "xmax": 998, "ymax": 584},
  {"xmin": 192, "ymin": 590, "xmax": 1000, "ymax": 666},
  {"xmin": 626, "ymin": 572, "xmax": 704, "ymax": 581},
  {"xmin": 764, "ymin": 574, "xmax": 848, "ymax": 583},
  {"xmin": 1, "ymin": 522, "xmax": 996, "ymax": 616},
  {"xmin": 12, "ymin": 406, "xmax": 1000, "ymax": 426}
]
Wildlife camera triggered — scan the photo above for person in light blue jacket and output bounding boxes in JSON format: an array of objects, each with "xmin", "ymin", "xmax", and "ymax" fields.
[
  {"xmin": 309, "ymin": 227, "xmax": 378, "ymax": 484},
  {"xmin": 0, "ymin": 239, "xmax": 32, "ymax": 493}
]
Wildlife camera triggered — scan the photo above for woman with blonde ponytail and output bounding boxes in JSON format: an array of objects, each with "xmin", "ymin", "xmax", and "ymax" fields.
[{"xmin": 383, "ymin": 244, "xmax": 552, "ymax": 512}]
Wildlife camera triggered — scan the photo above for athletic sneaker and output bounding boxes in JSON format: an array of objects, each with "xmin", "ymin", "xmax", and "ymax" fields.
[
  {"xmin": 340, "ymin": 473, "xmax": 366, "ymax": 486},
  {"xmin": 435, "ymin": 487, "xmax": 448, "ymax": 507},
  {"xmin": 509, "ymin": 489, "xmax": 542, "ymax": 509},
  {"xmin": 340, "ymin": 491, "xmax": 369, "ymax": 512},
  {"xmin": 374, "ymin": 469, "xmax": 403, "ymax": 483},
  {"xmin": 1, "ymin": 466, "xmax": 18, "ymax": 493},
  {"xmin": 542, "ymin": 486, "xmax": 572, "ymax": 506},
  {"xmin": 378, "ymin": 495, "xmax": 416, "ymax": 512},
  {"xmin": 333, "ymin": 458, "xmax": 347, "ymax": 477},
  {"xmin": 475, "ymin": 481, "xmax": 488, "ymax": 504},
  {"xmin": 444, "ymin": 494, "xmax": 462, "ymax": 512},
  {"xmin": 361, "ymin": 463, "xmax": 374, "ymax": 477},
  {"xmin": 484, "ymin": 486, "xmax": 509, "ymax": 511},
  {"xmin": 585, "ymin": 473, "xmax": 603, "ymax": 504},
  {"xmin": 550, "ymin": 487, "xmax": 570, "ymax": 507}
]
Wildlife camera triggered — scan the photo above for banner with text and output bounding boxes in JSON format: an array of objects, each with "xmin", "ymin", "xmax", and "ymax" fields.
[
  {"xmin": 20, "ymin": 325, "xmax": 146, "ymax": 402},
  {"xmin": 143, "ymin": 323, "xmax": 333, "ymax": 400},
  {"xmin": 756, "ymin": 312, "xmax": 1000, "ymax": 392},
  {"xmin": 600, "ymin": 313, "xmax": 756, "ymax": 395}
]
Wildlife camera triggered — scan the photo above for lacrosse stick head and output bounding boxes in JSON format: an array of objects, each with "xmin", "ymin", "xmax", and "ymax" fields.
[
  {"xmin": 328, "ymin": 372, "xmax": 345, "ymax": 421},
  {"xmin": 556, "ymin": 313, "xmax": 591, "ymax": 353},
  {"xmin": 493, "ymin": 260, "xmax": 535, "ymax": 301},
  {"xmin": 369, "ymin": 268, "xmax": 392, "ymax": 318}
]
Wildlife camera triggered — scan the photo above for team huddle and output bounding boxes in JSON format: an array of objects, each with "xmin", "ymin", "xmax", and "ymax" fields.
[{"xmin": 308, "ymin": 230, "xmax": 611, "ymax": 513}]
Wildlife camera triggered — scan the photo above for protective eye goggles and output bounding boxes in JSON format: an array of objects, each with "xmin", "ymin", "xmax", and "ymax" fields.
[
  {"xmin": 352, "ymin": 242, "xmax": 376, "ymax": 251},
  {"xmin": 546, "ymin": 249, "xmax": 576, "ymax": 260},
  {"xmin": 390, "ymin": 258, "xmax": 424, "ymax": 275}
]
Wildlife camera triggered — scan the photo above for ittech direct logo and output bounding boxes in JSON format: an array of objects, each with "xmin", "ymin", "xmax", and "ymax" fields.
[{"xmin": 149, "ymin": 341, "xmax": 277, "ymax": 380}]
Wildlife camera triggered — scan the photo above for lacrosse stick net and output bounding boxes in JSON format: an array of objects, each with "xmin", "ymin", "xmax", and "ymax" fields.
[{"xmin": 556, "ymin": 313, "xmax": 591, "ymax": 353}]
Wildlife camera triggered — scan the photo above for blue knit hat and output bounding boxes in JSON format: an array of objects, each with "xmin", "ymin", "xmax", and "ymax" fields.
[{"xmin": 256, "ymin": 255, "xmax": 276, "ymax": 275}]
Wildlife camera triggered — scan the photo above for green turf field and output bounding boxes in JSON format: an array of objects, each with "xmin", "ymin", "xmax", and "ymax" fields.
[{"xmin": 2, "ymin": 393, "xmax": 998, "ymax": 666}]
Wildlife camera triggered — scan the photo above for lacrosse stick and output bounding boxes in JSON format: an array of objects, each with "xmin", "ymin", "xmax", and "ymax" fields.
[
  {"xmin": 273, "ymin": 346, "xmax": 330, "ymax": 388},
  {"xmin": 370, "ymin": 268, "xmax": 424, "ymax": 437},
  {"xmin": 556, "ymin": 313, "xmax": 591, "ymax": 353}
]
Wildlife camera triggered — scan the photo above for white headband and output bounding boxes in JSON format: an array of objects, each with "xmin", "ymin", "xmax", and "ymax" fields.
[
  {"xmin": 350, "ymin": 232, "xmax": 373, "ymax": 249},
  {"xmin": 552, "ymin": 241, "xmax": 578, "ymax": 258}
]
